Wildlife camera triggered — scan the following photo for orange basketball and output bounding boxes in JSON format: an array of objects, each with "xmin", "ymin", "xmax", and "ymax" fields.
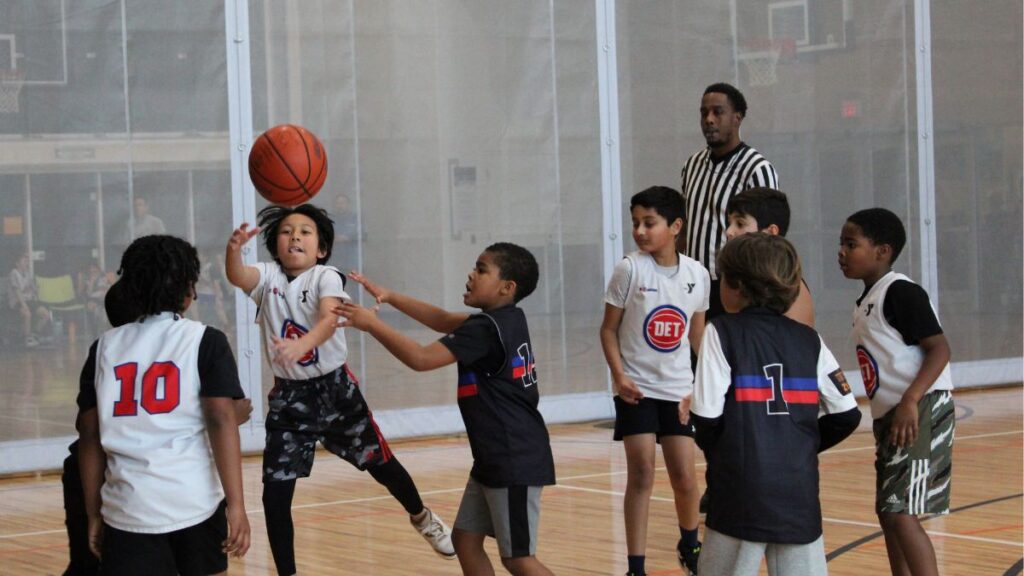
[{"xmin": 248, "ymin": 124, "xmax": 328, "ymax": 206}]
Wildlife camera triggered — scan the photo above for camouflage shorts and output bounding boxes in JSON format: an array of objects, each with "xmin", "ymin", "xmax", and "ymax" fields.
[
  {"xmin": 263, "ymin": 365, "xmax": 392, "ymax": 483},
  {"xmin": 873, "ymin": 390, "xmax": 954, "ymax": 515}
]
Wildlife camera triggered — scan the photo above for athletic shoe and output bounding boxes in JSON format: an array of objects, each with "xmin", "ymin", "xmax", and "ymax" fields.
[
  {"xmin": 24, "ymin": 335, "xmax": 39, "ymax": 348},
  {"xmin": 411, "ymin": 507, "xmax": 456, "ymax": 559},
  {"xmin": 678, "ymin": 539, "xmax": 701, "ymax": 575}
]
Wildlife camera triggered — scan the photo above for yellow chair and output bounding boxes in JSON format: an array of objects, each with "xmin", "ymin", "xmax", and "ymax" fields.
[{"xmin": 36, "ymin": 274, "xmax": 87, "ymax": 340}]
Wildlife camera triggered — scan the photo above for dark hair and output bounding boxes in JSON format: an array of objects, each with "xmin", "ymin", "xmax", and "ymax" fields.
[
  {"xmin": 726, "ymin": 187, "xmax": 791, "ymax": 236},
  {"xmin": 717, "ymin": 233, "xmax": 801, "ymax": 314},
  {"xmin": 630, "ymin": 186, "xmax": 685, "ymax": 229},
  {"xmin": 258, "ymin": 204, "xmax": 335, "ymax": 265},
  {"xmin": 485, "ymin": 242, "xmax": 539, "ymax": 303},
  {"xmin": 117, "ymin": 235, "xmax": 200, "ymax": 316},
  {"xmin": 704, "ymin": 82, "xmax": 748, "ymax": 117},
  {"xmin": 104, "ymin": 279, "xmax": 141, "ymax": 327},
  {"xmin": 845, "ymin": 208, "xmax": 907, "ymax": 264}
]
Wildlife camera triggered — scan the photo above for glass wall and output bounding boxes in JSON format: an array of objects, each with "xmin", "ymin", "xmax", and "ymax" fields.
[{"xmin": 0, "ymin": 0, "xmax": 1019, "ymax": 473}]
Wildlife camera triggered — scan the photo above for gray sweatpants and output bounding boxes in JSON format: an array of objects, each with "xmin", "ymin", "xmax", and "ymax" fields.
[{"xmin": 697, "ymin": 527, "xmax": 827, "ymax": 576}]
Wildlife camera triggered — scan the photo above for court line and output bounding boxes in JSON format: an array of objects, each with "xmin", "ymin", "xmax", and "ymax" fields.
[{"xmin": 0, "ymin": 429, "xmax": 1020, "ymax": 540}]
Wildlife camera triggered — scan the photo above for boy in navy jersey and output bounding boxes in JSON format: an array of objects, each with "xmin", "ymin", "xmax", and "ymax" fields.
[
  {"xmin": 724, "ymin": 187, "xmax": 814, "ymax": 327},
  {"xmin": 226, "ymin": 204, "xmax": 453, "ymax": 575},
  {"xmin": 599, "ymin": 186, "xmax": 708, "ymax": 576},
  {"xmin": 840, "ymin": 208, "xmax": 953, "ymax": 576},
  {"xmin": 335, "ymin": 243, "xmax": 556, "ymax": 576},
  {"xmin": 685, "ymin": 233, "xmax": 861, "ymax": 576},
  {"xmin": 77, "ymin": 235, "xmax": 251, "ymax": 575}
]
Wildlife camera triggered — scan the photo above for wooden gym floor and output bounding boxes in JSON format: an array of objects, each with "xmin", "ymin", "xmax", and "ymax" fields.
[{"xmin": 0, "ymin": 386, "xmax": 1021, "ymax": 575}]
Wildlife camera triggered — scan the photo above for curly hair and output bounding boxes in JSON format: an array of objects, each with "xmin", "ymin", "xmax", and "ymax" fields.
[
  {"xmin": 485, "ymin": 242, "xmax": 539, "ymax": 303},
  {"xmin": 846, "ymin": 208, "xmax": 907, "ymax": 265},
  {"xmin": 704, "ymin": 82, "xmax": 748, "ymax": 117},
  {"xmin": 117, "ymin": 235, "xmax": 200, "ymax": 316},
  {"xmin": 717, "ymin": 233, "xmax": 801, "ymax": 314},
  {"xmin": 258, "ymin": 204, "xmax": 335, "ymax": 265}
]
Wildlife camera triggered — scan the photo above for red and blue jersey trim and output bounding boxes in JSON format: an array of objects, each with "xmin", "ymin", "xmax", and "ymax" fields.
[
  {"xmin": 733, "ymin": 375, "xmax": 819, "ymax": 404},
  {"xmin": 457, "ymin": 371, "xmax": 478, "ymax": 399}
]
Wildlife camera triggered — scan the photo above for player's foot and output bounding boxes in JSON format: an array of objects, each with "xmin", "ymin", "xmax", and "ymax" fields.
[
  {"xmin": 624, "ymin": 572, "xmax": 646, "ymax": 576},
  {"xmin": 24, "ymin": 335, "xmax": 38, "ymax": 348},
  {"xmin": 410, "ymin": 507, "xmax": 455, "ymax": 559},
  {"xmin": 677, "ymin": 539, "xmax": 701, "ymax": 575}
]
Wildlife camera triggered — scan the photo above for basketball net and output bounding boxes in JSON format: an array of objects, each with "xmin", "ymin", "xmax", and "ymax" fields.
[
  {"xmin": 738, "ymin": 39, "xmax": 795, "ymax": 88},
  {"xmin": 0, "ymin": 70, "xmax": 24, "ymax": 114}
]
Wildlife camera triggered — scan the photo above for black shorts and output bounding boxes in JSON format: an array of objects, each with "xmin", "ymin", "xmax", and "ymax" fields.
[
  {"xmin": 99, "ymin": 501, "xmax": 227, "ymax": 576},
  {"xmin": 613, "ymin": 396, "xmax": 695, "ymax": 441},
  {"xmin": 263, "ymin": 364, "xmax": 392, "ymax": 482}
]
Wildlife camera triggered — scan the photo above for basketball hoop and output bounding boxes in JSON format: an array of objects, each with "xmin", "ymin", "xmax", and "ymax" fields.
[
  {"xmin": 0, "ymin": 69, "xmax": 24, "ymax": 114},
  {"xmin": 737, "ymin": 38, "xmax": 796, "ymax": 88}
]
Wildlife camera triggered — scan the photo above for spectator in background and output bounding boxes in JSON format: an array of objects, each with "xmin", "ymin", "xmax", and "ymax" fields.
[
  {"xmin": 131, "ymin": 197, "xmax": 166, "ymax": 239},
  {"xmin": 78, "ymin": 262, "xmax": 112, "ymax": 337},
  {"xmin": 8, "ymin": 252, "xmax": 50, "ymax": 348},
  {"xmin": 332, "ymin": 193, "xmax": 360, "ymax": 275}
]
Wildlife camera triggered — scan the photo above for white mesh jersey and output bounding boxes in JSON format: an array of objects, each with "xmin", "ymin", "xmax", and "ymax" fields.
[
  {"xmin": 605, "ymin": 251, "xmax": 711, "ymax": 401},
  {"xmin": 851, "ymin": 271, "xmax": 953, "ymax": 418},
  {"xmin": 94, "ymin": 312, "xmax": 222, "ymax": 533},
  {"xmin": 251, "ymin": 262, "xmax": 352, "ymax": 380}
]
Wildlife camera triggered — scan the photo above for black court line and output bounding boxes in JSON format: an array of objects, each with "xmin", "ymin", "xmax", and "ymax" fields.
[
  {"xmin": 826, "ymin": 492, "xmax": 1024, "ymax": 562},
  {"xmin": 1004, "ymin": 558, "xmax": 1023, "ymax": 576}
]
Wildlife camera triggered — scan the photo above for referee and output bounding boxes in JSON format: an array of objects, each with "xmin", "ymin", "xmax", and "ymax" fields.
[{"xmin": 679, "ymin": 82, "xmax": 778, "ymax": 320}]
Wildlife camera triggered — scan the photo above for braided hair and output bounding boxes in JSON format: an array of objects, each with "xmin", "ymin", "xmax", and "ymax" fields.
[
  {"xmin": 257, "ymin": 204, "xmax": 335, "ymax": 265},
  {"xmin": 117, "ymin": 235, "xmax": 200, "ymax": 316}
]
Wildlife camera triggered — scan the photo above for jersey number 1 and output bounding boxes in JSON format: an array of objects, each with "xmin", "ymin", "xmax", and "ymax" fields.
[{"xmin": 112, "ymin": 362, "xmax": 181, "ymax": 416}]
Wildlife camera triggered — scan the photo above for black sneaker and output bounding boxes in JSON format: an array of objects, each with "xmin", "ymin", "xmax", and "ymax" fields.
[
  {"xmin": 677, "ymin": 539, "xmax": 701, "ymax": 575},
  {"xmin": 624, "ymin": 572, "xmax": 645, "ymax": 576}
]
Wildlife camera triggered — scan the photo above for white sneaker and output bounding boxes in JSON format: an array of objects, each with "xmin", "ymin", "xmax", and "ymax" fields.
[
  {"xmin": 411, "ymin": 507, "xmax": 456, "ymax": 559},
  {"xmin": 24, "ymin": 335, "xmax": 39, "ymax": 348}
]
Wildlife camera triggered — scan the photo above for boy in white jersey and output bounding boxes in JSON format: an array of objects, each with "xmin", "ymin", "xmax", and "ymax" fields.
[
  {"xmin": 225, "ymin": 204, "xmax": 453, "ymax": 575},
  {"xmin": 839, "ymin": 208, "xmax": 953, "ymax": 576},
  {"xmin": 77, "ymin": 235, "xmax": 250, "ymax": 575},
  {"xmin": 599, "ymin": 186, "xmax": 709, "ymax": 576}
]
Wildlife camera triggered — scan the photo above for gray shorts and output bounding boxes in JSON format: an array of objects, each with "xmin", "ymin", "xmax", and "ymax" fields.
[
  {"xmin": 698, "ymin": 527, "xmax": 827, "ymax": 576},
  {"xmin": 453, "ymin": 477, "xmax": 543, "ymax": 558}
]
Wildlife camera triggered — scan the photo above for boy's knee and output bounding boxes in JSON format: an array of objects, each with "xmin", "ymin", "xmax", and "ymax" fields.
[
  {"xmin": 500, "ymin": 555, "xmax": 537, "ymax": 575},
  {"xmin": 451, "ymin": 528, "xmax": 484, "ymax": 555}
]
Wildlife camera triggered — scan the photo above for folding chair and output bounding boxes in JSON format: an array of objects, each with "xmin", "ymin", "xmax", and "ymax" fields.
[{"xmin": 36, "ymin": 274, "xmax": 87, "ymax": 341}]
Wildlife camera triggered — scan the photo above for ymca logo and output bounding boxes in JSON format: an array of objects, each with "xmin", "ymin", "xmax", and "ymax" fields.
[
  {"xmin": 643, "ymin": 305, "xmax": 687, "ymax": 353},
  {"xmin": 856, "ymin": 345, "xmax": 879, "ymax": 398},
  {"xmin": 281, "ymin": 319, "xmax": 318, "ymax": 366}
]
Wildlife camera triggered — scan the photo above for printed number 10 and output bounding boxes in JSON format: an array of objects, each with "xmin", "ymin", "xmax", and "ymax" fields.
[{"xmin": 112, "ymin": 362, "xmax": 181, "ymax": 416}]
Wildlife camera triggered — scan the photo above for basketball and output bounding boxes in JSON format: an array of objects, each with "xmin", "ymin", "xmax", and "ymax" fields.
[{"xmin": 248, "ymin": 124, "xmax": 328, "ymax": 206}]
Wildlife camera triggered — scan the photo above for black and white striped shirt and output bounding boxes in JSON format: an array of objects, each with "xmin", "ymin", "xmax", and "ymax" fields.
[{"xmin": 681, "ymin": 143, "xmax": 778, "ymax": 279}]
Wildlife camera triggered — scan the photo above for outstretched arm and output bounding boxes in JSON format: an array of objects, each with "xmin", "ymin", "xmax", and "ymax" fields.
[
  {"xmin": 225, "ymin": 223, "xmax": 261, "ymax": 293},
  {"xmin": 348, "ymin": 271, "xmax": 468, "ymax": 333},
  {"xmin": 336, "ymin": 302, "xmax": 457, "ymax": 371},
  {"xmin": 202, "ymin": 397, "xmax": 251, "ymax": 558}
]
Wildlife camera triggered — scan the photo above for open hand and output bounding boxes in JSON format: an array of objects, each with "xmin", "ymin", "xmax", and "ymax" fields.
[
  {"xmin": 87, "ymin": 516, "xmax": 104, "ymax": 560},
  {"xmin": 889, "ymin": 399, "xmax": 919, "ymax": 448},
  {"xmin": 227, "ymin": 223, "xmax": 260, "ymax": 252},
  {"xmin": 332, "ymin": 302, "xmax": 377, "ymax": 332},
  {"xmin": 348, "ymin": 271, "xmax": 390, "ymax": 306},
  {"xmin": 270, "ymin": 335, "xmax": 310, "ymax": 366},
  {"xmin": 223, "ymin": 503, "xmax": 251, "ymax": 558},
  {"xmin": 233, "ymin": 398, "xmax": 253, "ymax": 426}
]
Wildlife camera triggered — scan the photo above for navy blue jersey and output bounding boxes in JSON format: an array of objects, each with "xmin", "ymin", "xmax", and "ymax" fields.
[
  {"xmin": 691, "ymin": 307, "xmax": 856, "ymax": 544},
  {"xmin": 440, "ymin": 305, "xmax": 555, "ymax": 488}
]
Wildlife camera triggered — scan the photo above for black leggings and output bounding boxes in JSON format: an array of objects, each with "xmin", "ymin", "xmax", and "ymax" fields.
[{"xmin": 262, "ymin": 458, "xmax": 424, "ymax": 575}]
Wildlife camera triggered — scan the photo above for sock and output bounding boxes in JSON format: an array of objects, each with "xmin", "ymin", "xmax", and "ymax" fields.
[
  {"xmin": 367, "ymin": 457, "xmax": 425, "ymax": 516},
  {"xmin": 627, "ymin": 555, "xmax": 646, "ymax": 575},
  {"xmin": 679, "ymin": 525, "xmax": 700, "ymax": 549},
  {"xmin": 263, "ymin": 479, "xmax": 297, "ymax": 576}
]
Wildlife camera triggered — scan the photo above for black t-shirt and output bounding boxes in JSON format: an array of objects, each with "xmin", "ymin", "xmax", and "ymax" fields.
[
  {"xmin": 440, "ymin": 305, "xmax": 555, "ymax": 488},
  {"xmin": 856, "ymin": 279, "xmax": 943, "ymax": 346},
  {"xmin": 77, "ymin": 327, "xmax": 243, "ymax": 411}
]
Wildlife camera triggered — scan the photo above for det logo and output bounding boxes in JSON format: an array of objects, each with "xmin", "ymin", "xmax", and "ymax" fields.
[
  {"xmin": 856, "ymin": 345, "xmax": 879, "ymax": 398},
  {"xmin": 643, "ymin": 305, "xmax": 687, "ymax": 353}
]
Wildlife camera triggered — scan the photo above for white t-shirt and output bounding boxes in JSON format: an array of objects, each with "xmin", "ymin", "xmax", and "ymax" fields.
[
  {"xmin": 250, "ymin": 263, "xmax": 352, "ymax": 380},
  {"xmin": 604, "ymin": 251, "xmax": 710, "ymax": 401}
]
